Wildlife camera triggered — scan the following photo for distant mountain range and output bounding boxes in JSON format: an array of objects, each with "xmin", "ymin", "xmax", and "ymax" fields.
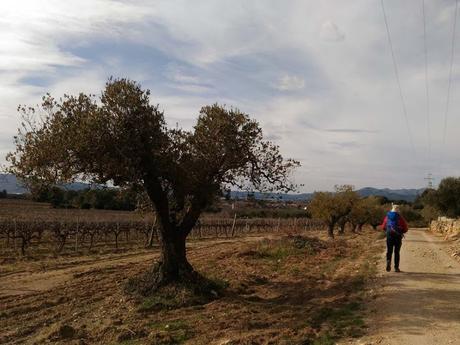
[
  {"xmin": 0, "ymin": 173, "xmax": 424, "ymax": 202},
  {"xmin": 356, "ymin": 187, "xmax": 425, "ymax": 202},
  {"xmin": 0, "ymin": 174, "xmax": 27, "ymax": 194},
  {"xmin": 0, "ymin": 174, "xmax": 93, "ymax": 194},
  {"xmin": 231, "ymin": 187, "xmax": 424, "ymax": 202}
]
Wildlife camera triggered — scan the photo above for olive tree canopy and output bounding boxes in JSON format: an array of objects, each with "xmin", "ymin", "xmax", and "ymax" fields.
[
  {"xmin": 308, "ymin": 185, "xmax": 358, "ymax": 238},
  {"xmin": 420, "ymin": 178, "xmax": 460, "ymax": 218}
]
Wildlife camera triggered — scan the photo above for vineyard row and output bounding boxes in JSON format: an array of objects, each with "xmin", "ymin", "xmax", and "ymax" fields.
[{"xmin": 0, "ymin": 218, "xmax": 326, "ymax": 256}]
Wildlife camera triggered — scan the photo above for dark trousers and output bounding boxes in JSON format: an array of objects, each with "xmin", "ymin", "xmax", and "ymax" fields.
[{"xmin": 386, "ymin": 235, "xmax": 402, "ymax": 268}]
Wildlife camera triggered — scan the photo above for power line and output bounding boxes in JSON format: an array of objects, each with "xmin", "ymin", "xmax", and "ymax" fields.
[
  {"xmin": 440, "ymin": 0, "xmax": 459, "ymax": 172},
  {"xmin": 422, "ymin": 0, "xmax": 434, "ymax": 187},
  {"xmin": 380, "ymin": 0, "xmax": 417, "ymax": 157},
  {"xmin": 422, "ymin": 0, "xmax": 431, "ymax": 164}
]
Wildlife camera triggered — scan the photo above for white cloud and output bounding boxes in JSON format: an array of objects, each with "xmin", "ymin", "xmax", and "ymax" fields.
[
  {"xmin": 163, "ymin": 63, "xmax": 213, "ymax": 94},
  {"xmin": 273, "ymin": 75, "xmax": 305, "ymax": 91},
  {"xmin": 319, "ymin": 20, "xmax": 345, "ymax": 42},
  {"xmin": 165, "ymin": 64, "xmax": 202, "ymax": 84},
  {"xmin": 1, "ymin": 0, "xmax": 460, "ymax": 191},
  {"xmin": 0, "ymin": 0, "xmax": 150, "ymax": 73}
]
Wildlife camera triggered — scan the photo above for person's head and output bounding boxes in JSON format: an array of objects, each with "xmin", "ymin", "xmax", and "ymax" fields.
[{"xmin": 391, "ymin": 203, "xmax": 400, "ymax": 213}]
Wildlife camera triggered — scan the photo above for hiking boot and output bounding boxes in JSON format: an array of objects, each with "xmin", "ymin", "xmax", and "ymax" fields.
[
  {"xmin": 395, "ymin": 267, "xmax": 401, "ymax": 273},
  {"xmin": 386, "ymin": 262, "xmax": 391, "ymax": 272}
]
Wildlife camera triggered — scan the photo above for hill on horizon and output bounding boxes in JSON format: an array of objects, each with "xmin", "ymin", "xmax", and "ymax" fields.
[
  {"xmin": 0, "ymin": 173, "xmax": 424, "ymax": 202},
  {"xmin": 0, "ymin": 174, "xmax": 94, "ymax": 195},
  {"xmin": 231, "ymin": 187, "xmax": 424, "ymax": 202}
]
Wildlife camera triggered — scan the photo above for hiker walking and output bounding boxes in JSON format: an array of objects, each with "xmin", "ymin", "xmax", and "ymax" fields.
[{"xmin": 381, "ymin": 204, "xmax": 408, "ymax": 272}]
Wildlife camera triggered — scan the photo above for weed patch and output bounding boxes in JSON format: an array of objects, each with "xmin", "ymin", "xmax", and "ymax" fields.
[
  {"xmin": 320, "ymin": 257, "xmax": 341, "ymax": 275},
  {"xmin": 311, "ymin": 301, "xmax": 366, "ymax": 340},
  {"xmin": 313, "ymin": 333, "xmax": 336, "ymax": 345},
  {"xmin": 117, "ymin": 340, "xmax": 143, "ymax": 345},
  {"xmin": 148, "ymin": 320, "xmax": 192, "ymax": 344},
  {"xmin": 242, "ymin": 235, "xmax": 326, "ymax": 261}
]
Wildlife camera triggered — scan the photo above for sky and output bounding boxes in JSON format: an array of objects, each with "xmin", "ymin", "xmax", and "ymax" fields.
[{"xmin": 1, "ymin": 0, "xmax": 460, "ymax": 192}]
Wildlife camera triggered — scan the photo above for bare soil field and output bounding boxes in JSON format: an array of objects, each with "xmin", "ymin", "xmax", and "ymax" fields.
[{"xmin": 0, "ymin": 227, "xmax": 382, "ymax": 345}]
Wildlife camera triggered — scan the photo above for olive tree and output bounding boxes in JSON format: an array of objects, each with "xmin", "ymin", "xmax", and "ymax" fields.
[
  {"xmin": 419, "ymin": 179, "xmax": 460, "ymax": 218},
  {"xmin": 337, "ymin": 216, "xmax": 349, "ymax": 235},
  {"xmin": 348, "ymin": 198, "xmax": 368, "ymax": 232},
  {"xmin": 308, "ymin": 185, "xmax": 358, "ymax": 238},
  {"xmin": 7, "ymin": 78, "xmax": 299, "ymax": 289},
  {"xmin": 366, "ymin": 197, "xmax": 387, "ymax": 229},
  {"xmin": 348, "ymin": 197, "xmax": 384, "ymax": 232}
]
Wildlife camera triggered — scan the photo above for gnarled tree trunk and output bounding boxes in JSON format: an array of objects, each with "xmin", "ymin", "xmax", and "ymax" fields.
[
  {"xmin": 156, "ymin": 229, "xmax": 194, "ymax": 283},
  {"xmin": 327, "ymin": 223, "xmax": 335, "ymax": 238},
  {"xmin": 338, "ymin": 220, "xmax": 346, "ymax": 235},
  {"xmin": 141, "ymin": 175, "xmax": 210, "ymax": 290}
]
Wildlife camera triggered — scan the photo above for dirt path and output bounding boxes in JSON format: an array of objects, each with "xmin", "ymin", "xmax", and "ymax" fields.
[
  {"xmin": 0, "ymin": 251, "xmax": 159, "ymax": 297},
  {"xmin": 0, "ymin": 235, "xmax": 266, "ymax": 298},
  {"xmin": 352, "ymin": 228, "xmax": 460, "ymax": 345}
]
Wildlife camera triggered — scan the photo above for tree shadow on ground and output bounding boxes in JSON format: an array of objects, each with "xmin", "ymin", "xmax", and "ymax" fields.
[{"xmin": 227, "ymin": 272, "xmax": 369, "ymax": 332}]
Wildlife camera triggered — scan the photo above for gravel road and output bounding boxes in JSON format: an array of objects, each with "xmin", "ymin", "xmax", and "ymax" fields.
[{"xmin": 355, "ymin": 228, "xmax": 460, "ymax": 345}]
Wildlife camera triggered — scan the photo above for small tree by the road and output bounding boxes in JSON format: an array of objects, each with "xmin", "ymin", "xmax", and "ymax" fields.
[
  {"xmin": 348, "ymin": 198, "xmax": 368, "ymax": 232},
  {"xmin": 419, "ymin": 178, "xmax": 460, "ymax": 218},
  {"xmin": 349, "ymin": 196, "xmax": 386, "ymax": 231},
  {"xmin": 399, "ymin": 204, "xmax": 423, "ymax": 225},
  {"xmin": 308, "ymin": 185, "xmax": 358, "ymax": 238},
  {"xmin": 7, "ymin": 78, "xmax": 299, "ymax": 293},
  {"xmin": 337, "ymin": 216, "xmax": 349, "ymax": 235},
  {"xmin": 420, "ymin": 205, "xmax": 439, "ymax": 225},
  {"xmin": 416, "ymin": 188, "xmax": 437, "ymax": 206}
]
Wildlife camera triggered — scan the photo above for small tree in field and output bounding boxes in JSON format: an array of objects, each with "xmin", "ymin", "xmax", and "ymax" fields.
[
  {"xmin": 365, "ymin": 196, "xmax": 387, "ymax": 229},
  {"xmin": 348, "ymin": 197, "xmax": 382, "ymax": 232},
  {"xmin": 337, "ymin": 216, "xmax": 349, "ymax": 235},
  {"xmin": 348, "ymin": 198, "xmax": 368, "ymax": 232},
  {"xmin": 7, "ymin": 78, "xmax": 299, "ymax": 291},
  {"xmin": 308, "ymin": 185, "xmax": 358, "ymax": 238}
]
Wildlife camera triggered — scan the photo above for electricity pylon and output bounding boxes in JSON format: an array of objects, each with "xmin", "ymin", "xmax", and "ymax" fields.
[{"xmin": 424, "ymin": 173, "xmax": 434, "ymax": 189}]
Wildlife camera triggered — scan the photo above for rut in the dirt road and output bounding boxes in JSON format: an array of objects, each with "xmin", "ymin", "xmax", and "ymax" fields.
[{"xmin": 353, "ymin": 228, "xmax": 460, "ymax": 345}]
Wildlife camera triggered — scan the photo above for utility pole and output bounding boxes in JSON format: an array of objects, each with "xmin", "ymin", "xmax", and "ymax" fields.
[{"xmin": 424, "ymin": 173, "xmax": 434, "ymax": 189}]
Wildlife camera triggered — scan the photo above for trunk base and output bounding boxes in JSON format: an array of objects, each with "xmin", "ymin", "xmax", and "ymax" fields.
[{"xmin": 125, "ymin": 261, "xmax": 225, "ymax": 309}]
